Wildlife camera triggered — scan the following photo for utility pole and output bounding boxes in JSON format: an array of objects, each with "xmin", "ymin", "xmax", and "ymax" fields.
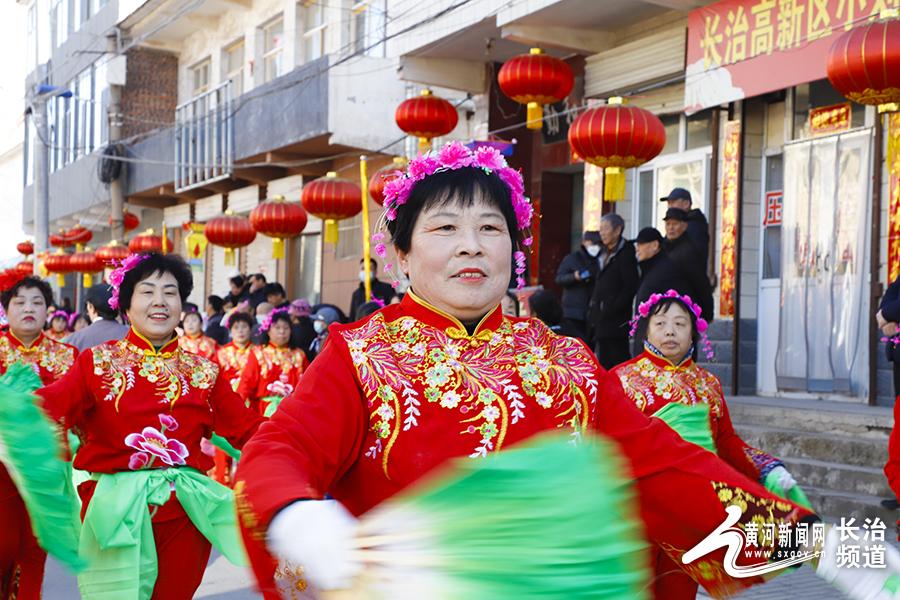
[
  {"xmin": 30, "ymin": 84, "xmax": 71, "ymax": 256},
  {"xmin": 107, "ymin": 33, "xmax": 125, "ymax": 242},
  {"xmin": 31, "ymin": 96, "xmax": 49, "ymax": 256}
]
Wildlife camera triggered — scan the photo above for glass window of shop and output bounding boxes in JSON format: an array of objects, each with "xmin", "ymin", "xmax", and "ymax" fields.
[
  {"xmin": 792, "ymin": 79, "xmax": 865, "ymax": 140},
  {"xmin": 290, "ymin": 232, "xmax": 322, "ymax": 304},
  {"xmin": 634, "ymin": 109, "xmax": 713, "ymax": 232},
  {"xmin": 336, "ymin": 214, "xmax": 362, "ymax": 260}
]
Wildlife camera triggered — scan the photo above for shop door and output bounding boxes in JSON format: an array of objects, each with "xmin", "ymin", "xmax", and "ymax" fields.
[
  {"xmin": 756, "ymin": 153, "xmax": 783, "ymax": 395},
  {"xmin": 774, "ymin": 129, "xmax": 872, "ymax": 397}
]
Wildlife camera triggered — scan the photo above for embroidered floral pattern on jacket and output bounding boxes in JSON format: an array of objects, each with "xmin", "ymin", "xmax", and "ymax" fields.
[
  {"xmin": 178, "ymin": 334, "xmax": 217, "ymax": 359},
  {"xmin": 92, "ymin": 338, "xmax": 218, "ymax": 411},
  {"xmin": 615, "ymin": 357, "xmax": 724, "ymax": 414},
  {"xmin": 254, "ymin": 346, "xmax": 307, "ymax": 379},
  {"xmin": 0, "ymin": 334, "xmax": 75, "ymax": 380},
  {"xmin": 125, "ymin": 413, "xmax": 189, "ymax": 469},
  {"xmin": 340, "ymin": 313, "xmax": 597, "ymax": 474}
]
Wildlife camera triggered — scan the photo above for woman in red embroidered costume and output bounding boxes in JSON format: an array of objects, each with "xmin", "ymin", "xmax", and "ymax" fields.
[
  {"xmin": 216, "ymin": 312, "xmax": 256, "ymax": 392},
  {"xmin": 0, "ymin": 275, "xmax": 77, "ymax": 600},
  {"xmin": 236, "ymin": 308, "xmax": 307, "ymax": 416},
  {"xmin": 45, "ymin": 310, "xmax": 70, "ymax": 341},
  {"xmin": 605, "ymin": 291, "xmax": 810, "ymax": 598},
  {"xmin": 30, "ymin": 253, "xmax": 263, "ymax": 599},
  {"xmin": 232, "ymin": 143, "xmax": 891, "ymax": 600},
  {"xmin": 178, "ymin": 310, "xmax": 218, "ymax": 360}
]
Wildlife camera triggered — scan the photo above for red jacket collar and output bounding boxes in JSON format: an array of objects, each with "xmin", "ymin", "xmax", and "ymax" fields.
[
  {"xmin": 641, "ymin": 344, "xmax": 694, "ymax": 371},
  {"xmin": 126, "ymin": 328, "xmax": 179, "ymax": 354},
  {"xmin": 401, "ymin": 291, "xmax": 503, "ymax": 337},
  {"xmin": 3, "ymin": 329, "xmax": 46, "ymax": 351}
]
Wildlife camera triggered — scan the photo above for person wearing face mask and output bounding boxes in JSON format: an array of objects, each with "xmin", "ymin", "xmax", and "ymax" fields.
[
  {"xmin": 586, "ymin": 214, "xmax": 639, "ymax": 370},
  {"xmin": 0, "ymin": 274, "xmax": 77, "ymax": 600},
  {"xmin": 237, "ymin": 308, "xmax": 308, "ymax": 416},
  {"xmin": 554, "ymin": 230, "xmax": 602, "ymax": 345},
  {"xmin": 308, "ymin": 306, "xmax": 341, "ymax": 360},
  {"xmin": 349, "ymin": 258, "xmax": 396, "ymax": 322}
]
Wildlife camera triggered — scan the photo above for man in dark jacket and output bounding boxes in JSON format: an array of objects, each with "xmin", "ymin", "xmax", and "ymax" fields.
[
  {"xmin": 633, "ymin": 227, "xmax": 687, "ymax": 355},
  {"xmin": 554, "ymin": 230, "xmax": 601, "ymax": 344},
  {"xmin": 587, "ymin": 214, "xmax": 639, "ymax": 369},
  {"xmin": 349, "ymin": 258, "xmax": 396, "ymax": 320},
  {"xmin": 660, "ymin": 187, "xmax": 710, "ymax": 267},
  {"xmin": 663, "ymin": 208, "xmax": 714, "ymax": 322},
  {"xmin": 247, "ymin": 273, "xmax": 268, "ymax": 308},
  {"xmin": 204, "ymin": 295, "xmax": 229, "ymax": 344}
]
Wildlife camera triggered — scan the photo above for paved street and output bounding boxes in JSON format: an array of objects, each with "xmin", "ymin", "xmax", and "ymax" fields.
[{"xmin": 42, "ymin": 553, "xmax": 262, "ymax": 599}]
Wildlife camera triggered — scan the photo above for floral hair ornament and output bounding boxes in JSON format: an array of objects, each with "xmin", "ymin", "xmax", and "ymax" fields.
[
  {"xmin": 259, "ymin": 306, "xmax": 289, "ymax": 334},
  {"xmin": 373, "ymin": 141, "xmax": 534, "ymax": 289},
  {"xmin": 628, "ymin": 289, "xmax": 714, "ymax": 361},
  {"xmin": 107, "ymin": 253, "xmax": 151, "ymax": 310},
  {"xmin": 49, "ymin": 310, "xmax": 69, "ymax": 323}
]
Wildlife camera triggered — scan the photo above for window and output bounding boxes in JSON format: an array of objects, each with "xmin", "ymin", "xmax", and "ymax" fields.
[
  {"xmin": 336, "ymin": 214, "xmax": 362, "ymax": 259},
  {"xmin": 351, "ymin": 0, "xmax": 386, "ymax": 57},
  {"xmin": 27, "ymin": 4, "xmax": 36, "ymax": 71},
  {"xmin": 792, "ymin": 79, "xmax": 865, "ymax": 140},
  {"xmin": 637, "ymin": 170, "xmax": 655, "ymax": 230},
  {"xmin": 93, "ymin": 61, "xmax": 108, "ymax": 148},
  {"xmin": 190, "ymin": 58, "xmax": 211, "ymax": 96},
  {"xmin": 223, "ymin": 39, "xmax": 244, "ymax": 96},
  {"xmin": 290, "ymin": 233, "xmax": 322, "ymax": 304},
  {"xmin": 261, "ymin": 16, "xmax": 284, "ymax": 83},
  {"xmin": 74, "ymin": 67, "xmax": 92, "ymax": 158},
  {"xmin": 302, "ymin": 3, "xmax": 325, "ymax": 62},
  {"xmin": 686, "ymin": 109, "xmax": 713, "ymax": 150},
  {"xmin": 52, "ymin": 0, "xmax": 68, "ymax": 49},
  {"xmin": 762, "ymin": 153, "xmax": 783, "ymax": 280},
  {"xmin": 659, "ymin": 114, "xmax": 679, "ymax": 155}
]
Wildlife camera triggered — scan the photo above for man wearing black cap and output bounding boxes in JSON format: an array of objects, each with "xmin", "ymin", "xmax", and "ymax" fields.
[
  {"xmin": 660, "ymin": 187, "xmax": 710, "ymax": 266},
  {"xmin": 663, "ymin": 208, "xmax": 714, "ymax": 321},
  {"xmin": 586, "ymin": 214, "xmax": 638, "ymax": 369},
  {"xmin": 64, "ymin": 284, "xmax": 129, "ymax": 352},
  {"xmin": 634, "ymin": 227, "xmax": 682, "ymax": 310},
  {"xmin": 555, "ymin": 230, "xmax": 602, "ymax": 344}
]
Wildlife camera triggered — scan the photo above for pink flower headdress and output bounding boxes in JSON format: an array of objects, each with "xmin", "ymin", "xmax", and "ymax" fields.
[
  {"xmin": 259, "ymin": 306, "xmax": 289, "ymax": 334},
  {"xmin": 49, "ymin": 310, "xmax": 69, "ymax": 323},
  {"xmin": 627, "ymin": 289, "xmax": 714, "ymax": 361},
  {"xmin": 374, "ymin": 141, "xmax": 534, "ymax": 289},
  {"xmin": 108, "ymin": 253, "xmax": 151, "ymax": 310}
]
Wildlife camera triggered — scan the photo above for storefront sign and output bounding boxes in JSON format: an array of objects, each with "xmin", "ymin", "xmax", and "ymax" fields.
[
  {"xmin": 763, "ymin": 190, "xmax": 783, "ymax": 226},
  {"xmin": 809, "ymin": 102, "xmax": 852, "ymax": 136},
  {"xmin": 685, "ymin": 0, "xmax": 894, "ymax": 114},
  {"xmin": 888, "ymin": 113, "xmax": 900, "ymax": 283},
  {"xmin": 719, "ymin": 120, "xmax": 741, "ymax": 317}
]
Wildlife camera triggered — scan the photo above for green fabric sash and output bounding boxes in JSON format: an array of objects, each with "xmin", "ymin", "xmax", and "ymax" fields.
[
  {"xmin": 78, "ymin": 467, "xmax": 247, "ymax": 600},
  {"xmin": 652, "ymin": 402, "xmax": 717, "ymax": 453},
  {"xmin": 261, "ymin": 394, "xmax": 283, "ymax": 418},
  {"xmin": 0, "ymin": 363, "xmax": 85, "ymax": 572},
  {"xmin": 210, "ymin": 433, "xmax": 241, "ymax": 461}
]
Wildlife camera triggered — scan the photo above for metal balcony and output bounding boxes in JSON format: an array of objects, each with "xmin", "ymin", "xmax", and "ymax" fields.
[{"xmin": 174, "ymin": 81, "xmax": 233, "ymax": 192}]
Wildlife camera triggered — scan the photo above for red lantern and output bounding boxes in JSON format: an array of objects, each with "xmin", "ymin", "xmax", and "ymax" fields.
[
  {"xmin": 568, "ymin": 97, "xmax": 666, "ymax": 200},
  {"xmin": 16, "ymin": 241, "xmax": 33, "ymax": 257},
  {"xmin": 498, "ymin": 48, "xmax": 573, "ymax": 130},
  {"xmin": 70, "ymin": 248, "xmax": 104, "ymax": 287},
  {"xmin": 50, "ymin": 231, "xmax": 73, "ymax": 249},
  {"xmin": 15, "ymin": 261, "xmax": 33, "ymax": 276},
  {"xmin": 369, "ymin": 158, "xmax": 407, "ymax": 207},
  {"xmin": 109, "ymin": 210, "xmax": 141, "ymax": 233},
  {"xmin": 205, "ymin": 211, "xmax": 257, "ymax": 265},
  {"xmin": 43, "ymin": 250, "xmax": 71, "ymax": 286},
  {"xmin": 301, "ymin": 172, "xmax": 361, "ymax": 245},
  {"xmin": 128, "ymin": 230, "xmax": 173, "ymax": 254},
  {"xmin": 395, "ymin": 89, "xmax": 459, "ymax": 154},
  {"xmin": 66, "ymin": 224, "xmax": 93, "ymax": 250},
  {"xmin": 250, "ymin": 196, "xmax": 308, "ymax": 259},
  {"xmin": 827, "ymin": 12, "xmax": 900, "ymax": 107},
  {"xmin": 96, "ymin": 241, "xmax": 131, "ymax": 266}
]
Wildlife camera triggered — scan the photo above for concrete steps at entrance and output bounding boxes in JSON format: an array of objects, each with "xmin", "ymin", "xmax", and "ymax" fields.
[{"xmin": 726, "ymin": 396, "xmax": 895, "ymax": 521}]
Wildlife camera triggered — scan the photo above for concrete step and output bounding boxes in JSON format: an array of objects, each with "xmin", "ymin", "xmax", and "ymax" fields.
[
  {"xmin": 804, "ymin": 486, "xmax": 897, "ymax": 525},
  {"xmin": 735, "ymin": 423, "xmax": 888, "ymax": 469},
  {"xmin": 781, "ymin": 456, "xmax": 891, "ymax": 498},
  {"xmin": 728, "ymin": 396, "xmax": 893, "ymax": 437}
]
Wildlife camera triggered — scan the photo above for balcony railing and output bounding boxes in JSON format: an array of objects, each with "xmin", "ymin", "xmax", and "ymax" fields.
[{"xmin": 174, "ymin": 80, "xmax": 233, "ymax": 192}]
